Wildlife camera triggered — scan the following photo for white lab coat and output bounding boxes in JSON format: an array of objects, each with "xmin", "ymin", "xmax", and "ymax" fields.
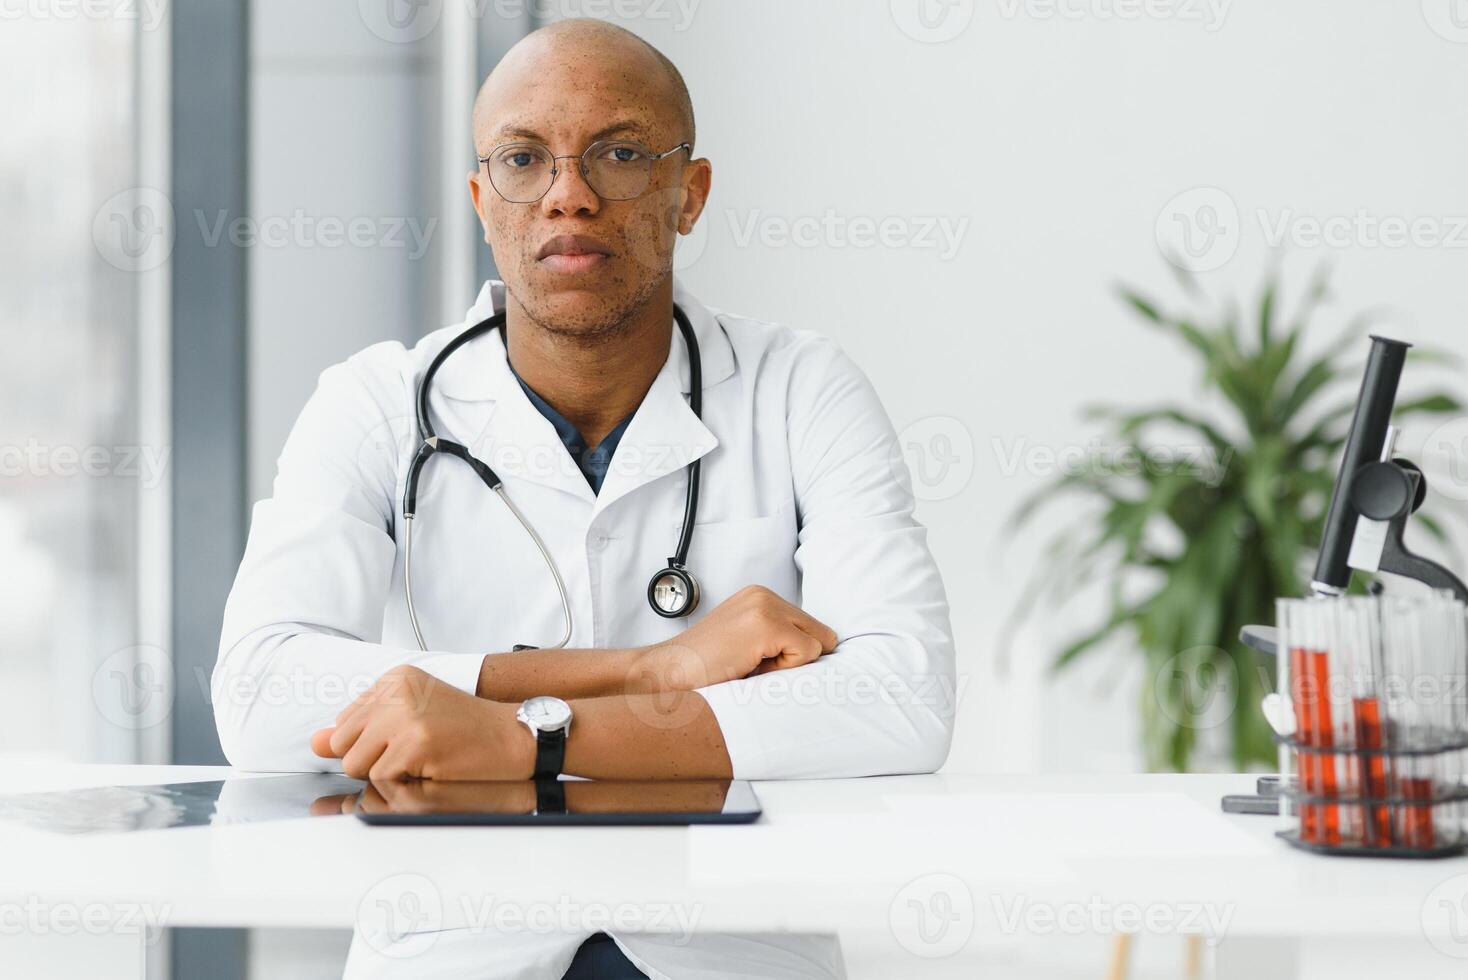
[{"xmin": 213, "ymin": 277, "xmax": 955, "ymax": 978}]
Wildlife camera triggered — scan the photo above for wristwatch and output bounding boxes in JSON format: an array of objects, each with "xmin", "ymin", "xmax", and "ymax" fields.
[{"xmin": 515, "ymin": 696, "xmax": 572, "ymax": 780}]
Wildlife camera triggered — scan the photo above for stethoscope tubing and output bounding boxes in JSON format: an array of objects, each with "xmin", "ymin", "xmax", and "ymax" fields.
[{"xmin": 402, "ymin": 303, "xmax": 702, "ymax": 651}]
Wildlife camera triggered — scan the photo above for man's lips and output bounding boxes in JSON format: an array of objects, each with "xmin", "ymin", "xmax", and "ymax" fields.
[{"xmin": 536, "ymin": 234, "xmax": 612, "ymax": 274}]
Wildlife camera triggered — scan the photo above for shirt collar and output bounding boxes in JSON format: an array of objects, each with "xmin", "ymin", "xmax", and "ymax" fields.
[{"xmin": 433, "ymin": 275, "xmax": 736, "ymax": 403}]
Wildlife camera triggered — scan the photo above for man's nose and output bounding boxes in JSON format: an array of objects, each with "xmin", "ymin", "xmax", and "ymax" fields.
[{"xmin": 540, "ymin": 156, "xmax": 601, "ymax": 217}]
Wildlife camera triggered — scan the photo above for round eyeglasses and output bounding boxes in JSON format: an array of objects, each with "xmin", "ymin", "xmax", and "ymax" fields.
[{"xmin": 478, "ymin": 140, "xmax": 691, "ymax": 204}]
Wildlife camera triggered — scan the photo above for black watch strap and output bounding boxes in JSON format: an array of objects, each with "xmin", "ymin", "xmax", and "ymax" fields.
[
  {"xmin": 532, "ymin": 726, "xmax": 567, "ymax": 780},
  {"xmin": 533, "ymin": 776, "xmax": 566, "ymax": 815}
]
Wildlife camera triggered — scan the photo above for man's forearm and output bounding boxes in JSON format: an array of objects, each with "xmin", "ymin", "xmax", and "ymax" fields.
[
  {"xmin": 561, "ymin": 691, "xmax": 733, "ymax": 780},
  {"xmin": 475, "ymin": 647, "xmax": 655, "ymax": 701}
]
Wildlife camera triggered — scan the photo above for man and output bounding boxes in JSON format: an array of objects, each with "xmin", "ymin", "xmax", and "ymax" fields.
[{"xmin": 215, "ymin": 17, "xmax": 953, "ymax": 979}]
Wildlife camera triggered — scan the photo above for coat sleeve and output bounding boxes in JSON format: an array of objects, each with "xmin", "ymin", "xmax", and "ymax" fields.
[
  {"xmin": 694, "ymin": 337, "xmax": 957, "ymax": 779},
  {"xmin": 212, "ymin": 346, "xmax": 484, "ymax": 772}
]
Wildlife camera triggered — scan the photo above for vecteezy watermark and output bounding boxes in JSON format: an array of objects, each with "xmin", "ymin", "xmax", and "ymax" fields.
[
  {"xmin": 1421, "ymin": 416, "xmax": 1468, "ymax": 503},
  {"xmin": 92, "ymin": 645, "xmax": 173, "ymax": 732},
  {"xmin": 889, "ymin": 0, "xmax": 976, "ymax": 43},
  {"xmin": 458, "ymin": 895, "xmax": 702, "ymax": 939},
  {"xmin": 0, "ymin": 897, "xmax": 170, "ymax": 941},
  {"xmin": 357, "ymin": 0, "xmax": 702, "ymax": 44},
  {"xmin": 991, "ymin": 895, "xmax": 1235, "ymax": 939},
  {"xmin": 0, "ymin": 0, "xmax": 168, "ymax": 30},
  {"xmin": 1423, "ymin": 873, "xmax": 1468, "ymax": 956},
  {"xmin": 1152, "ymin": 645, "xmax": 1239, "ymax": 733},
  {"xmin": 93, "ymin": 187, "xmax": 175, "ymax": 274},
  {"xmin": 892, "ymin": 417, "xmax": 976, "ymax": 502},
  {"xmin": 1258, "ymin": 209, "xmax": 1468, "ymax": 251},
  {"xmin": 194, "ymin": 210, "xmax": 437, "ymax": 260},
  {"xmin": 357, "ymin": 873, "xmax": 445, "ymax": 959},
  {"xmin": 993, "ymin": 0, "xmax": 1231, "ymax": 31},
  {"xmin": 356, "ymin": 873, "xmax": 702, "ymax": 958},
  {"xmin": 91, "ymin": 189, "xmax": 439, "ymax": 271},
  {"xmin": 1157, "ymin": 186, "xmax": 1468, "ymax": 272},
  {"xmin": 1421, "ymin": 0, "xmax": 1468, "ymax": 43},
  {"xmin": 725, "ymin": 210, "xmax": 969, "ymax": 262},
  {"xmin": 991, "ymin": 436, "xmax": 1233, "ymax": 488},
  {"xmin": 890, "ymin": 873, "xmax": 975, "ymax": 958},
  {"xmin": 0, "ymin": 440, "xmax": 170, "ymax": 489},
  {"xmin": 1155, "ymin": 186, "xmax": 1241, "ymax": 273}
]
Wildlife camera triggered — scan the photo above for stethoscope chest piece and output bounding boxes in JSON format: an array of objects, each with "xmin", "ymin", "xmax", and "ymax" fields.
[{"xmin": 648, "ymin": 563, "xmax": 700, "ymax": 618}]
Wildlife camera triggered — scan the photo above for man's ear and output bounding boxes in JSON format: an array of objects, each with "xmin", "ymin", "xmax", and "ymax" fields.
[
  {"xmin": 467, "ymin": 169, "xmax": 493, "ymax": 243},
  {"xmin": 678, "ymin": 157, "xmax": 713, "ymax": 235}
]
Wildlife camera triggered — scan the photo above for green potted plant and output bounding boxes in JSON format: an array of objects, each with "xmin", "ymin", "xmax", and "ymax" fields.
[{"xmin": 1003, "ymin": 265, "xmax": 1462, "ymax": 771}]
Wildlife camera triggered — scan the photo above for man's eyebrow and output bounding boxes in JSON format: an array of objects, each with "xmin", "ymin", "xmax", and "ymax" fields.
[{"xmin": 491, "ymin": 120, "xmax": 653, "ymax": 145}]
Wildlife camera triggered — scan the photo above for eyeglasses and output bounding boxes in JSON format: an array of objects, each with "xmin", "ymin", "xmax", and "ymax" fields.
[{"xmin": 477, "ymin": 140, "xmax": 691, "ymax": 204}]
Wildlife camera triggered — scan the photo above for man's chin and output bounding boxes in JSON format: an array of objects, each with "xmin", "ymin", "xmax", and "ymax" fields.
[{"xmin": 520, "ymin": 289, "xmax": 626, "ymax": 337}]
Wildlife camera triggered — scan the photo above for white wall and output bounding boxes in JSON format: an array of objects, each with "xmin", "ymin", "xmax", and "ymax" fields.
[{"xmin": 578, "ymin": 0, "xmax": 1468, "ymax": 773}]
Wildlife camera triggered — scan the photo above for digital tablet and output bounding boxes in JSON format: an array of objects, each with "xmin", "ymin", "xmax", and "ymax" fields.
[{"xmin": 353, "ymin": 778, "xmax": 761, "ymax": 826}]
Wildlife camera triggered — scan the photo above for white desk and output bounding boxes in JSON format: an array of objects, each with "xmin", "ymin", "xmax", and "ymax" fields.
[{"xmin": 0, "ymin": 765, "xmax": 1465, "ymax": 979}]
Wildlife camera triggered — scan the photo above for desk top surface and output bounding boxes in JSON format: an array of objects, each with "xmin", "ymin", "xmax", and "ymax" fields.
[{"xmin": 0, "ymin": 764, "xmax": 1462, "ymax": 941}]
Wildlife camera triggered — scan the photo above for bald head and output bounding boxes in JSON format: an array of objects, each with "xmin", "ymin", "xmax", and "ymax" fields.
[{"xmin": 472, "ymin": 19, "xmax": 695, "ymax": 155}]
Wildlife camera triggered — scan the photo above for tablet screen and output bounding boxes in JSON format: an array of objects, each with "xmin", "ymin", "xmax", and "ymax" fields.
[{"xmin": 353, "ymin": 778, "xmax": 761, "ymax": 826}]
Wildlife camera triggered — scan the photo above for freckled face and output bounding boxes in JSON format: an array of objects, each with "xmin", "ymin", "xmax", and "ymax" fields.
[{"xmin": 469, "ymin": 40, "xmax": 700, "ymax": 337}]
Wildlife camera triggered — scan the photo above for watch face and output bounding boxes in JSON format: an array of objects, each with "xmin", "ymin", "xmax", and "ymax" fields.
[{"xmin": 518, "ymin": 696, "xmax": 572, "ymax": 732}]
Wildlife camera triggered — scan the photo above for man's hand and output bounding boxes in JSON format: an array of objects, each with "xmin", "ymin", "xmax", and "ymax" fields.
[
  {"xmin": 632, "ymin": 585, "xmax": 839, "ymax": 693},
  {"xmin": 310, "ymin": 665, "xmax": 533, "ymax": 781}
]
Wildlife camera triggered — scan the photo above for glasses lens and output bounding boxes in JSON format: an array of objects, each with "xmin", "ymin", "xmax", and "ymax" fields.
[
  {"xmin": 486, "ymin": 143, "xmax": 554, "ymax": 203},
  {"xmin": 583, "ymin": 141, "xmax": 655, "ymax": 201}
]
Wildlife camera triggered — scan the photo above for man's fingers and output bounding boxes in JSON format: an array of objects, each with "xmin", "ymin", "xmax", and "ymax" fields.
[
  {"xmin": 308, "ymin": 793, "xmax": 354, "ymax": 816},
  {"xmin": 753, "ymin": 625, "xmax": 823, "ymax": 675},
  {"xmin": 785, "ymin": 606, "xmax": 839, "ymax": 652},
  {"xmin": 328, "ymin": 708, "xmax": 371, "ymax": 759},
  {"xmin": 311, "ymin": 727, "xmax": 337, "ymax": 758},
  {"xmin": 340, "ymin": 727, "xmax": 390, "ymax": 781}
]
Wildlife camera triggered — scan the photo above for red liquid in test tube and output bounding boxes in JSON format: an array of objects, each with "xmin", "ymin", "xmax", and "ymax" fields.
[
  {"xmin": 1352, "ymin": 697, "xmax": 1390, "ymax": 845},
  {"xmin": 1290, "ymin": 647, "xmax": 1338, "ymax": 844},
  {"xmin": 1309, "ymin": 651, "xmax": 1340, "ymax": 845},
  {"xmin": 1400, "ymin": 777, "xmax": 1435, "ymax": 849}
]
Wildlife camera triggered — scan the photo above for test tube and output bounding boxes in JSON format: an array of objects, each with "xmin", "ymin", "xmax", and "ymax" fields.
[
  {"xmin": 1387, "ymin": 595, "xmax": 1436, "ymax": 850},
  {"xmin": 1284, "ymin": 597, "xmax": 1338, "ymax": 845},
  {"xmin": 1346, "ymin": 597, "xmax": 1390, "ymax": 846}
]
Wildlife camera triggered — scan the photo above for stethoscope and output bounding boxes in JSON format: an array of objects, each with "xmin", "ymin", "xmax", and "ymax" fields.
[{"xmin": 401, "ymin": 303, "xmax": 704, "ymax": 652}]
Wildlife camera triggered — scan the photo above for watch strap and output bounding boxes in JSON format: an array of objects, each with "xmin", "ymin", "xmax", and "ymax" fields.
[
  {"xmin": 533, "ymin": 777, "xmax": 566, "ymax": 815},
  {"xmin": 532, "ymin": 725, "xmax": 567, "ymax": 780}
]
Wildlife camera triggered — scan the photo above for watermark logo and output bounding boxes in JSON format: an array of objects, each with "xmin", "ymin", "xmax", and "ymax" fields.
[
  {"xmin": 1155, "ymin": 186, "xmax": 1240, "ymax": 273},
  {"xmin": 1422, "ymin": 0, "xmax": 1468, "ymax": 43},
  {"xmin": 726, "ymin": 209, "xmax": 968, "ymax": 261},
  {"xmin": 92, "ymin": 644, "xmax": 173, "ymax": 731},
  {"xmin": 0, "ymin": 0, "xmax": 168, "ymax": 30},
  {"xmin": 0, "ymin": 897, "xmax": 170, "ymax": 940},
  {"xmin": 992, "ymin": 895, "xmax": 1234, "ymax": 938},
  {"xmin": 892, "ymin": 416, "xmax": 975, "ymax": 502},
  {"xmin": 357, "ymin": 873, "xmax": 444, "ymax": 958},
  {"xmin": 1422, "ymin": 873, "xmax": 1468, "ymax": 956},
  {"xmin": 1153, "ymin": 645, "xmax": 1238, "ymax": 732},
  {"xmin": 93, "ymin": 187, "xmax": 175, "ymax": 273},
  {"xmin": 993, "ymin": 0, "xmax": 1231, "ymax": 32},
  {"xmin": 359, "ymin": 0, "xmax": 441, "ymax": 43},
  {"xmin": 1422, "ymin": 417, "xmax": 1468, "ymax": 503},
  {"xmin": 890, "ymin": 0, "xmax": 975, "ymax": 43},
  {"xmin": 890, "ymin": 873, "xmax": 974, "ymax": 958}
]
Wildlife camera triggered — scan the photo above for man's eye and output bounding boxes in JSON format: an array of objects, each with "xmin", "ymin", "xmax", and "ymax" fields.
[
  {"xmin": 506, "ymin": 153, "xmax": 537, "ymax": 168},
  {"xmin": 604, "ymin": 146, "xmax": 645, "ymax": 164}
]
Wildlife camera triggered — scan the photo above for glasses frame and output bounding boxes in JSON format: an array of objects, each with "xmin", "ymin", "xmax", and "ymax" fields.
[{"xmin": 477, "ymin": 139, "xmax": 692, "ymax": 204}]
